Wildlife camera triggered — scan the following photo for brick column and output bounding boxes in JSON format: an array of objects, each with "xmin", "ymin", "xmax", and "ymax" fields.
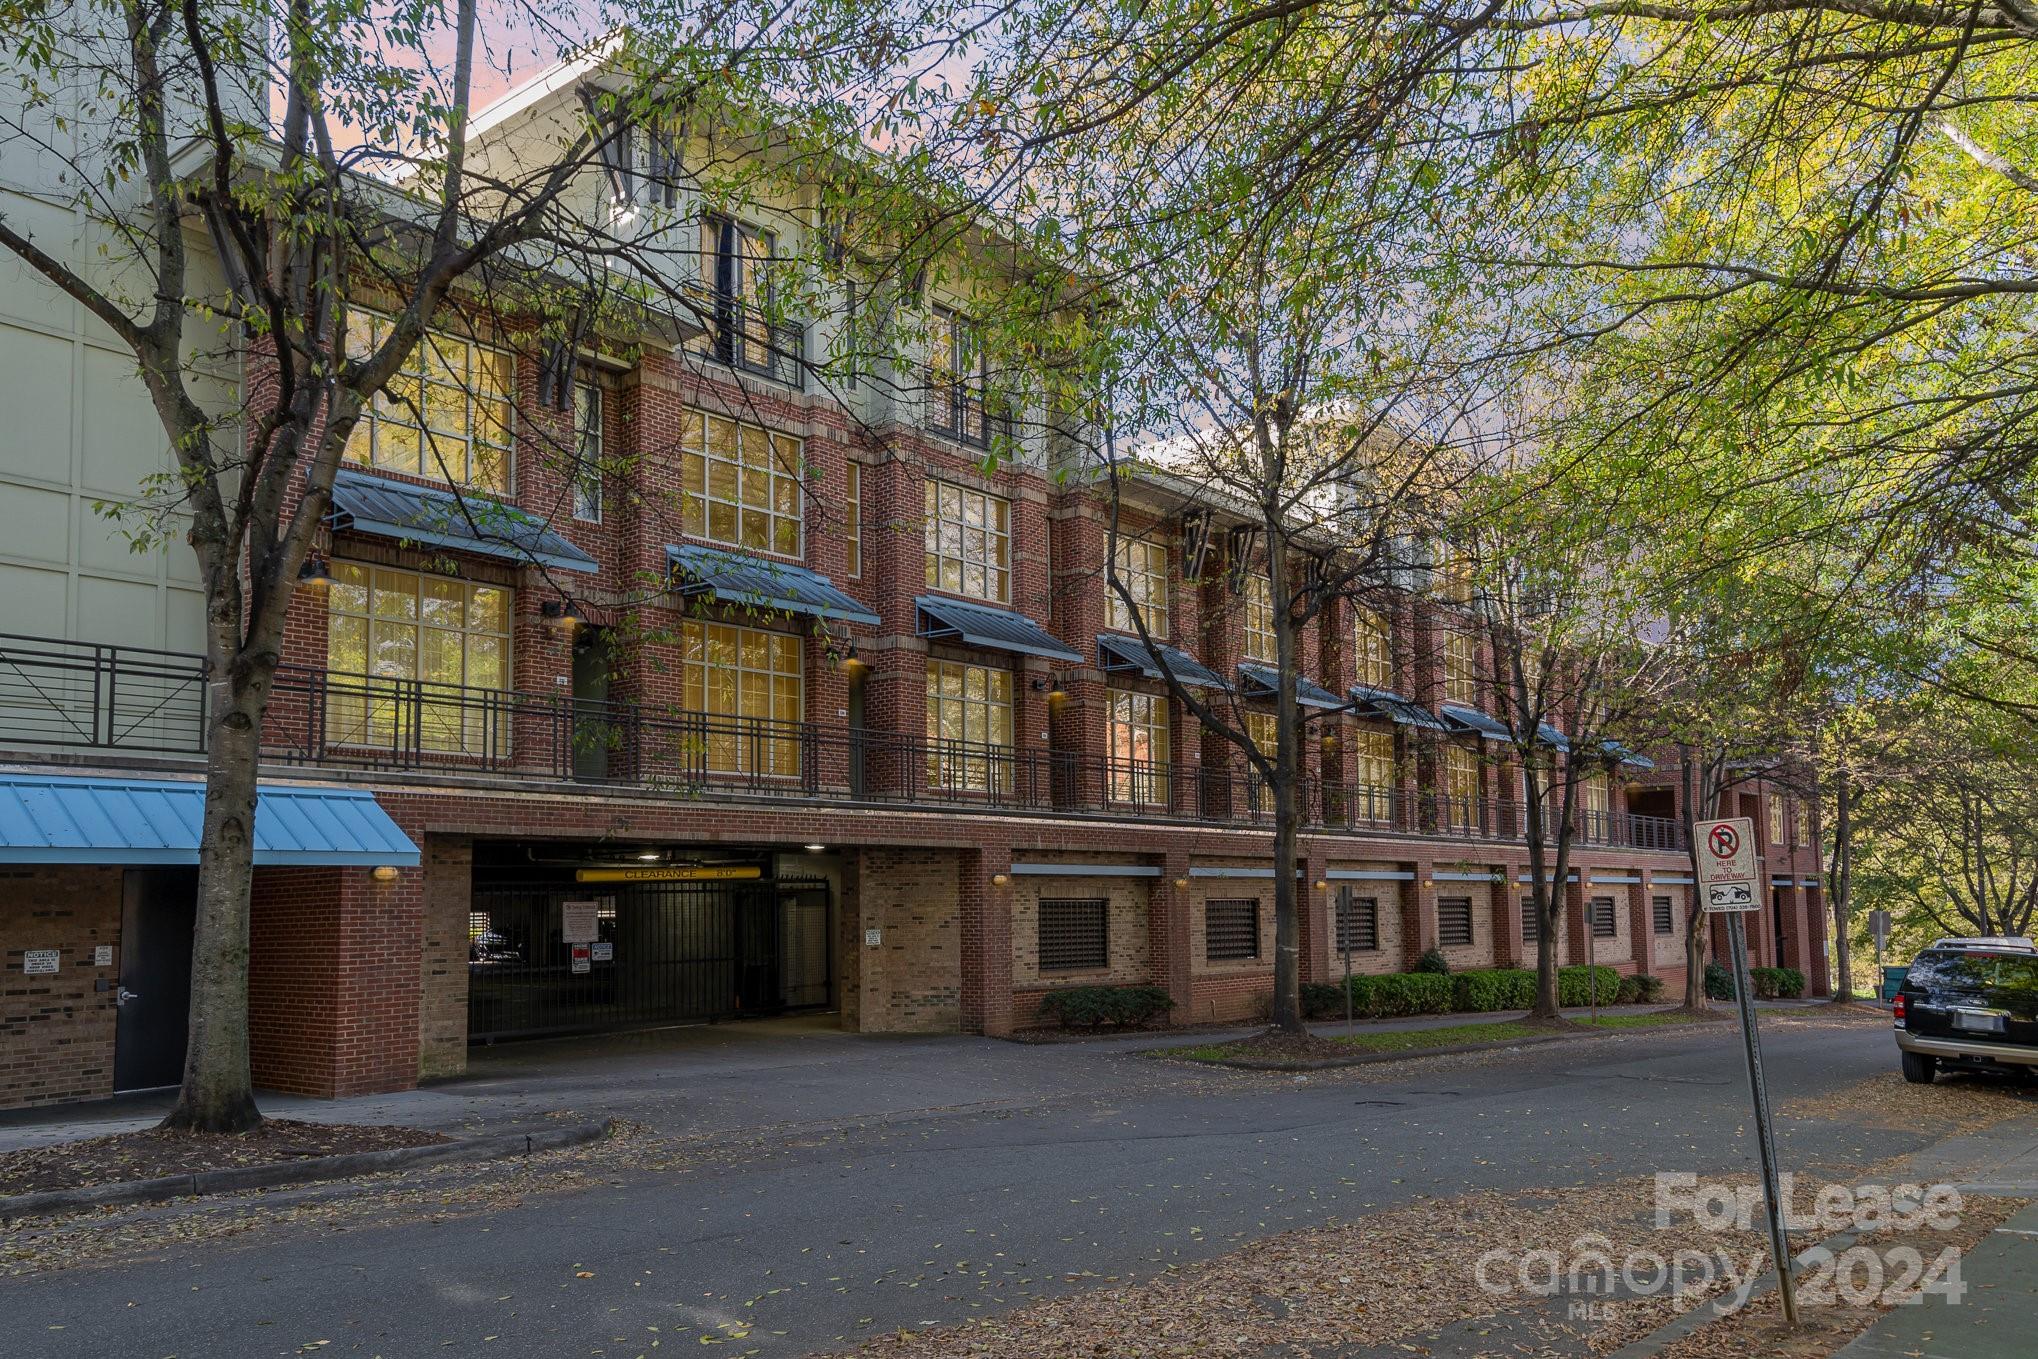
[
  {"xmin": 1496, "ymin": 868, "xmax": 1526, "ymax": 969},
  {"xmin": 418, "ymin": 835, "xmax": 473, "ymax": 1080},
  {"xmin": 1296, "ymin": 849, "xmax": 1327, "ymax": 984},
  {"xmin": 959, "ymin": 844, "xmax": 1014, "ymax": 1037},
  {"xmin": 1149, "ymin": 850, "xmax": 1194, "ymax": 1019},
  {"xmin": 1402, "ymin": 865, "xmax": 1436, "ymax": 968},
  {"xmin": 1564, "ymin": 874, "xmax": 1589, "ymax": 972},
  {"xmin": 1625, "ymin": 878, "xmax": 1654, "ymax": 979}
]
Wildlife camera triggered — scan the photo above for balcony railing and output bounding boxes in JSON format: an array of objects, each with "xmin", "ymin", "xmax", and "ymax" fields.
[
  {"xmin": 686, "ymin": 282, "xmax": 803, "ymax": 386},
  {"xmin": 0, "ymin": 633, "xmax": 1686, "ymax": 850},
  {"xmin": 920, "ymin": 366, "xmax": 1011, "ymax": 450}
]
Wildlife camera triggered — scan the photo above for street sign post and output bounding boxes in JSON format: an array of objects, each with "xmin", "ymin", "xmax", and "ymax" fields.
[
  {"xmin": 1869, "ymin": 909, "xmax": 1893, "ymax": 983},
  {"xmin": 1694, "ymin": 816, "xmax": 1799, "ymax": 1326}
]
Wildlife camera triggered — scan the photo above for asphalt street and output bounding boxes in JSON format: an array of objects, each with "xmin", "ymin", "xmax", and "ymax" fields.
[{"xmin": 0, "ymin": 1016, "xmax": 1966, "ymax": 1357}]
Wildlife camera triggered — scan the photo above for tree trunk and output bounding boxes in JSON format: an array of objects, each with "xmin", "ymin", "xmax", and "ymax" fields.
[
  {"xmin": 1830, "ymin": 764, "xmax": 1855, "ymax": 1003},
  {"xmin": 160, "ymin": 656, "xmax": 272, "ymax": 1134},
  {"xmin": 1269, "ymin": 786, "xmax": 1303, "ymax": 1033},
  {"xmin": 1678, "ymin": 744, "xmax": 1711, "ymax": 1012}
]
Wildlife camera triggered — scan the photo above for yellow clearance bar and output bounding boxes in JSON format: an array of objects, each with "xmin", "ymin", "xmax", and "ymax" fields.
[{"xmin": 574, "ymin": 865, "xmax": 763, "ymax": 884}]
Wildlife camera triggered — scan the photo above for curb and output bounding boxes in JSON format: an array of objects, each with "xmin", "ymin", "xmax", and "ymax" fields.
[
  {"xmin": 0, "ymin": 1117, "xmax": 614, "ymax": 1221},
  {"xmin": 1161, "ymin": 1024, "xmax": 1686, "ymax": 1072}
]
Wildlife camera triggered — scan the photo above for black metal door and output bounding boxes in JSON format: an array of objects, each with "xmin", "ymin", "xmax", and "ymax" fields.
[
  {"xmin": 735, "ymin": 884, "xmax": 780, "ymax": 1014},
  {"xmin": 114, "ymin": 867, "xmax": 196, "ymax": 1090}
]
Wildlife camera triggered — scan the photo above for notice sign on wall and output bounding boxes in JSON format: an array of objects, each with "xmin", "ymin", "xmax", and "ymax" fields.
[
  {"xmin": 591, "ymin": 942, "xmax": 614, "ymax": 963},
  {"xmin": 23, "ymin": 949, "xmax": 59, "ymax": 975},
  {"xmin": 561, "ymin": 900, "xmax": 600, "ymax": 944},
  {"xmin": 570, "ymin": 943, "xmax": 592, "ymax": 975}
]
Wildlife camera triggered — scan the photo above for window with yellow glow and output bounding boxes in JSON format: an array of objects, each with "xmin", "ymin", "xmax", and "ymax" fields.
[
  {"xmin": 924, "ymin": 480, "xmax": 1011, "ymax": 602},
  {"xmin": 678, "ymin": 409, "xmax": 804, "ymax": 557},
  {"xmin": 1245, "ymin": 709, "xmax": 1280, "ymax": 757},
  {"xmin": 343, "ymin": 312, "xmax": 512, "ymax": 491},
  {"xmin": 1243, "ymin": 571, "xmax": 1275, "ymax": 663},
  {"xmin": 1352, "ymin": 727, "xmax": 1395, "ymax": 790},
  {"xmin": 926, "ymin": 660, "xmax": 1014, "ymax": 792},
  {"xmin": 1442, "ymin": 743, "xmax": 1480, "ymax": 828},
  {"xmin": 325, "ymin": 562, "xmax": 510, "ymax": 755},
  {"xmin": 1108, "ymin": 689, "xmax": 1170, "ymax": 805},
  {"xmin": 1107, "ymin": 536, "xmax": 1169, "ymax": 636},
  {"xmin": 1443, "ymin": 626, "xmax": 1479, "ymax": 706},
  {"xmin": 844, "ymin": 461, "xmax": 862, "ymax": 578},
  {"xmin": 679, "ymin": 620, "xmax": 804, "ymax": 776},
  {"xmin": 1353, "ymin": 606, "xmax": 1393, "ymax": 690},
  {"xmin": 1768, "ymin": 795, "xmax": 1786, "ymax": 845}
]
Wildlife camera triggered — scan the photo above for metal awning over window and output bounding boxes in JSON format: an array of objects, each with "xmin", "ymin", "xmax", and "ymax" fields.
[
  {"xmin": 915, "ymin": 595, "xmax": 1082, "ymax": 663},
  {"xmin": 1538, "ymin": 721, "xmax": 1570, "ymax": 751},
  {"xmin": 1603, "ymin": 740, "xmax": 1655, "ymax": 770},
  {"xmin": 1238, "ymin": 662, "xmax": 1344, "ymax": 711},
  {"xmin": 329, "ymin": 468, "xmax": 598, "ymax": 574},
  {"xmin": 1348, "ymin": 684, "xmax": 1450, "ymax": 731},
  {"xmin": 1439, "ymin": 702, "xmax": 1512, "ymax": 741},
  {"xmin": 0, "ymin": 774, "xmax": 419, "ymax": 866},
  {"xmin": 667, "ymin": 543, "xmax": 879, "ymax": 626},
  {"xmin": 1096, "ymin": 633, "xmax": 1228, "ymax": 690}
]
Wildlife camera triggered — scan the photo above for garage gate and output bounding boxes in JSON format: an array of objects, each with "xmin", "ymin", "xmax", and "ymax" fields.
[{"xmin": 467, "ymin": 878, "xmax": 831, "ymax": 1041}]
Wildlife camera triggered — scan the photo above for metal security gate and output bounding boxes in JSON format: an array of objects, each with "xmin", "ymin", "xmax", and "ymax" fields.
[{"xmin": 467, "ymin": 878, "xmax": 832, "ymax": 1041}]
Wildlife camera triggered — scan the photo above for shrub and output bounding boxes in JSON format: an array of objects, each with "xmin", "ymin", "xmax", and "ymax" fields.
[
  {"xmin": 1776, "ymin": 967, "xmax": 1806, "ymax": 998},
  {"xmin": 1616, "ymin": 974, "xmax": 1666, "ymax": 1005},
  {"xmin": 1413, "ymin": 948, "xmax": 1451, "ymax": 975},
  {"xmin": 1704, "ymin": 960, "xmax": 1734, "ymax": 1001},
  {"xmin": 1300, "ymin": 981, "xmax": 1349, "ymax": 1020},
  {"xmin": 1453, "ymin": 968, "xmax": 1537, "ymax": 1013},
  {"xmin": 1351, "ymin": 971, "xmax": 1454, "ymax": 1018},
  {"xmin": 1036, "ymin": 985, "xmax": 1174, "ymax": 1030},
  {"xmin": 1557, "ymin": 965, "xmax": 1624, "ymax": 1006},
  {"xmin": 1744, "ymin": 966, "xmax": 1806, "ymax": 1000}
]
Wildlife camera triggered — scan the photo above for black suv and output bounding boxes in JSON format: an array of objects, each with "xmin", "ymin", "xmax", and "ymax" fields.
[{"xmin": 1894, "ymin": 941, "xmax": 2038, "ymax": 1083}]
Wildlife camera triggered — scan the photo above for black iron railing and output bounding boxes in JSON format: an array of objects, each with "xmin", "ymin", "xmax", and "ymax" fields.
[
  {"xmin": 686, "ymin": 282, "xmax": 803, "ymax": 387},
  {"xmin": 0, "ymin": 632, "xmax": 1686, "ymax": 849},
  {"xmin": 920, "ymin": 366, "xmax": 1012, "ymax": 450}
]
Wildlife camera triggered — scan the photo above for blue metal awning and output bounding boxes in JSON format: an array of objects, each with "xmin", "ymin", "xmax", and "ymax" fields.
[
  {"xmin": 1440, "ymin": 702, "xmax": 1512, "ymax": 741},
  {"xmin": 1538, "ymin": 721, "xmax": 1570, "ymax": 751},
  {"xmin": 1096, "ymin": 633, "xmax": 1228, "ymax": 690},
  {"xmin": 668, "ymin": 543, "xmax": 879, "ymax": 626},
  {"xmin": 1238, "ymin": 662, "xmax": 1344, "ymax": 711},
  {"xmin": 330, "ymin": 468, "xmax": 597, "ymax": 574},
  {"xmin": 1603, "ymin": 740, "xmax": 1655, "ymax": 770},
  {"xmin": 1348, "ymin": 684, "xmax": 1449, "ymax": 731},
  {"xmin": 916, "ymin": 595, "xmax": 1082, "ymax": 663},
  {"xmin": 0, "ymin": 774, "xmax": 419, "ymax": 866}
]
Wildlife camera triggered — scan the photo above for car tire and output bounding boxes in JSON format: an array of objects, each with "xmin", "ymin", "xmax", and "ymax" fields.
[{"xmin": 1901, "ymin": 1050, "xmax": 1937, "ymax": 1085}]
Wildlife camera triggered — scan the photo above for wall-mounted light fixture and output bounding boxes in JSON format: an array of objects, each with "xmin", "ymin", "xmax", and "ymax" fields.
[
  {"xmin": 297, "ymin": 555, "xmax": 334, "ymax": 589},
  {"xmin": 1173, "ymin": 876, "xmax": 1190, "ymax": 890},
  {"xmin": 1314, "ymin": 879, "xmax": 1329, "ymax": 891},
  {"xmin": 1030, "ymin": 675, "xmax": 1069, "ymax": 701},
  {"xmin": 370, "ymin": 865, "xmax": 400, "ymax": 883},
  {"xmin": 1320, "ymin": 733, "xmax": 1340, "ymax": 753},
  {"xmin": 541, "ymin": 599, "xmax": 580, "ymax": 629},
  {"xmin": 841, "ymin": 641, "xmax": 867, "ymax": 675},
  {"xmin": 990, "ymin": 872, "xmax": 1010, "ymax": 888}
]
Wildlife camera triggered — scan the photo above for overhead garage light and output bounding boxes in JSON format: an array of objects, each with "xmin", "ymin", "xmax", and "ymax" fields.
[
  {"xmin": 804, "ymin": 843, "xmax": 827, "ymax": 853},
  {"xmin": 635, "ymin": 851, "xmax": 662, "ymax": 861}
]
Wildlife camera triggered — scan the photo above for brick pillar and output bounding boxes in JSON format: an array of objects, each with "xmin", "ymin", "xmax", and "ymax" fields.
[
  {"xmin": 960, "ymin": 845, "xmax": 1014, "ymax": 1037},
  {"xmin": 1496, "ymin": 868, "xmax": 1526, "ymax": 968},
  {"xmin": 1402, "ymin": 865, "xmax": 1436, "ymax": 967},
  {"xmin": 1625, "ymin": 878, "xmax": 1653, "ymax": 979},
  {"xmin": 863, "ymin": 637, "xmax": 927, "ymax": 796},
  {"xmin": 1149, "ymin": 850, "xmax": 1194, "ymax": 1019},
  {"xmin": 838, "ymin": 849, "xmax": 867, "ymax": 1030},
  {"xmin": 1296, "ymin": 848, "xmax": 1326, "ymax": 984},
  {"xmin": 1564, "ymin": 874, "xmax": 1589, "ymax": 972},
  {"xmin": 418, "ymin": 836, "xmax": 473, "ymax": 1080}
]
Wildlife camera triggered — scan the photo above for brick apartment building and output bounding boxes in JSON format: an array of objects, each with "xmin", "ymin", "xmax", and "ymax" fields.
[{"xmin": 0, "ymin": 53, "xmax": 1828, "ymax": 1112}]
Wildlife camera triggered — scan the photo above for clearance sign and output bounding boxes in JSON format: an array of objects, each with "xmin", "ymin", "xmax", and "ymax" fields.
[{"xmin": 574, "ymin": 864, "xmax": 763, "ymax": 884}]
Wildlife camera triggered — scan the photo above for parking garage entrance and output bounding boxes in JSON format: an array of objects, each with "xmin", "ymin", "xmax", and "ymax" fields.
[{"xmin": 466, "ymin": 848, "xmax": 833, "ymax": 1042}]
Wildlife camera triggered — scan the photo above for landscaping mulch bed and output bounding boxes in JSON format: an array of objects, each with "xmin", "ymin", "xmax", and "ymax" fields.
[{"xmin": 0, "ymin": 1120, "xmax": 450, "ymax": 1196}]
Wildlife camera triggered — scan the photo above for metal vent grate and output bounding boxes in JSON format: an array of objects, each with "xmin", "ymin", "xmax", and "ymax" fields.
[
  {"xmin": 1335, "ymin": 889, "xmax": 1379, "ymax": 953},
  {"xmin": 1038, "ymin": 898, "xmax": 1109, "ymax": 971},
  {"xmin": 1652, "ymin": 895, "xmax": 1675, "ymax": 935},
  {"xmin": 1205, "ymin": 898, "xmax": 1261, "ymax": 961},
  {"xmin": 1591, "ymin": 896, "xmax": 1619, "ymax": 938},
  {"xmin": 1520, "ymin": 896, "xmax": 1539, "ymax": 944},
  {"xmin": 1437, "ymin": 896, "xmax": 1474, "ymax": 948}
]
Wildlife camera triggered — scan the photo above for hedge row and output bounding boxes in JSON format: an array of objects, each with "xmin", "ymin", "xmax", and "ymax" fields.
[
  {"xmin": 1299, "ymin": 965, "xmax": 1655, "ymax": 1020},
  {"xmin": 1034, "ymin": 985, "xmax": 1175, "ymax": 1029},
  {"xmin": 1703, "ymin": 962, "xmax": 1807, "ymax": 1001}
]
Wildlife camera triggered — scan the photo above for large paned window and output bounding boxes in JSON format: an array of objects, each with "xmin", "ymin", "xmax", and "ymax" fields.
[
  {"xmin": 697, "ymin": 216, "xmax": 793, "ymax": 382},
  {"xmin": 1442, "ymin": 743, "xmax": 1481, "ymax": 828},
  {"xmin": 326, "ymin": 562, "xmax": 510, "ymax": 755},
  {"xmin": 678, "ymin": 408, "xmax": 804, "ymax": 557},
  {"xmin": 1243, "ymin": 571, "xmax": 1275, "ymax": 663},
  {"xmin": 1245, "ymin": 709, "xmax": 1281, "ymax": 758},
  {"xmin": 926, "ymin": 659, "xmax": 1014, "ymax": 793},
  {"xmin": 1108, "ymin": 688, "xmax": 1170, "ymax": 805},
  {"xmin": 1443, "ymin": 626, "xmax": 1479, "ymax": 705},
  {"xmin": 1768, "ymin": 795, "xmax": 1785, "ymax": 845},
  {"xmin": 927, "ymin": 305, "xmax": 994, "ymax": 446},
  {"xmin": 1577, "ymin": 774, "xmax": 1610, "ymax": 832},
  {"xmin": 573, "ymin": 382, "xmax": 603, "ymax": 523},
  {"xmin": 1353, "ymin": 606, "xmax": 1393, "ymax": 690},
  {"xmin": 1108, "ymin": 536, "xmax": 1169, "ymax": 636},
  {"xmin": 1353, "ymin": 727, "xmax": 1395, "ymax": 790},
  {"xmin": 343, "ymin": 312, "xmax": 512, "ymax": 491},
  {"xmin": 1794, "ymin": 800, "xmax": 1810, "ymax": 847},
  {"xmin": 679, "ymin": 620, "xmax": 803, "ymax": 776},
  {"xmin": 924, "ymin": 480, "xmax": 1011, "ymax": 602},
  {"xmin": 844, "ymin": 461, "xmax": 862, "ymax": 578}
]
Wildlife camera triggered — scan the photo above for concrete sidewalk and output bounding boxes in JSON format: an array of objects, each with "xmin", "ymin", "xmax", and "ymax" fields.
[
  {"xmin": 0, "ymin": 1001, "xmax": 1704, "ymax": 1154},
  {"xmin": 1832, "ymin": 1119, "xmax": 2038, "ymax": 1359}
]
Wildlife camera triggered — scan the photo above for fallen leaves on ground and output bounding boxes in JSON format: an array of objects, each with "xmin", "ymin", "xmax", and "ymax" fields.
[
  {"xmin": 1780, "ymin": 1071, "xmax": 2038, "ymax": 1133},
  {"xmin": 0, "ymin": 1120, "xmax": 450, "ymax": 1196}
]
